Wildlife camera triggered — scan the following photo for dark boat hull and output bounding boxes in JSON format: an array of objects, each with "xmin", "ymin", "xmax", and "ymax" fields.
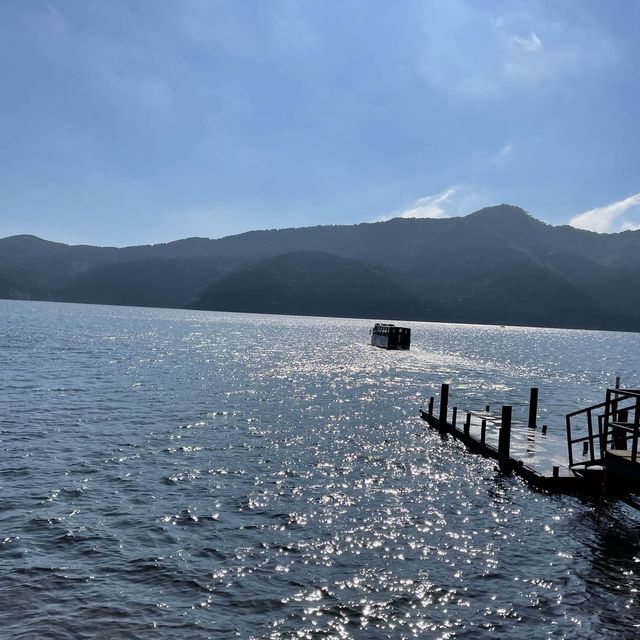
[{"xmin": 370, "ymin": 324, "xmax": 411, "ymax": 350}]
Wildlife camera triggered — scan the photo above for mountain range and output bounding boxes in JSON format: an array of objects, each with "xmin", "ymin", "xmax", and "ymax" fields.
[{"xmin": 1, "ymin": 204, "xmax": 639, "ymax": 331}]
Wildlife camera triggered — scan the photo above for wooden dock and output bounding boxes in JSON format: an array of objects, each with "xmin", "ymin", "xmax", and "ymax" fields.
[{"xmin": 420, "ymin": 383, "xmax": 604, "ymax": 494}]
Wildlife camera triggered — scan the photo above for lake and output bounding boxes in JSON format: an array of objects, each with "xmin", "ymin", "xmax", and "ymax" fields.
[{"xmin": 2, "ymin": 299, "xmax": 640, "ymax": 638}]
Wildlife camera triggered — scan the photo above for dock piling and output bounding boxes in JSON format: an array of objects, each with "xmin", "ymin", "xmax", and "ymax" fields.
[
  {"xmin": 438, "ymin": 384, "xmax": 449, "ymax": 429},
  {"xmin": 528, "ymin": 387, "xmax": 538, "ymax": 430},
  {"xmin": 419, "ymin": 380, "xmax": 640, "ymax": 497},
  {"xmin": 498, "ymin": 405, "xmax": 512, "ymax": 471}
]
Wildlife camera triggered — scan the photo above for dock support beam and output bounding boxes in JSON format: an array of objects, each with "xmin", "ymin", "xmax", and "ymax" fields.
[
  {"xmin": 438, "ymin": 384, "xmax": 449, "ymax": 429},
  {"xmin": 528, "ymin": 387, "xmax": 538, "ymax": 430},
  {"xmin": 498, "ymin": 405, "xmax": 512, "ymax": 471}
]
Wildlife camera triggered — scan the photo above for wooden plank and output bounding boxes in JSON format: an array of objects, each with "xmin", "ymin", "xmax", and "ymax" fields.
[{"xmin": 419, "ymin": 407, "xmax": 594, "ymax": 493}]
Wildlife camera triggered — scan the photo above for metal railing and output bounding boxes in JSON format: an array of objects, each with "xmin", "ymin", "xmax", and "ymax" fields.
[{"xmin": 565, "ymin": 388, "xmax": 640, "ymax": 469}]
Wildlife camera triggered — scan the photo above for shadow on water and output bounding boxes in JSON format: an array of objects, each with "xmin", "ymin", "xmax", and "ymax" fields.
[{"xmin": 558, "ymin": 501, "xmax": 640, "ymax": 636}]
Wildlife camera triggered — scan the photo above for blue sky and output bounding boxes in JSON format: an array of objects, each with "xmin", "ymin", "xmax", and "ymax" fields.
[{"xmin": 1, "ymin": 0, "xmax": 639, "ymax": 245}]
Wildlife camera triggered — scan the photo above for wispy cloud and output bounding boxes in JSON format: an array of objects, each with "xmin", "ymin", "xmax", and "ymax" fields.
[
  {"xmin": 569, "ymin": 194, "xmax": 640, "ymax": 233},
  {"xmin": 418, "ymin": 3, "xmax": 615, "ymax": 100},
  {"xmin": 512, "ymin": 31, "xmax": 542, "ymax": 53},
  {"xmin": 395, "ymin": 187, "xmax": 458, "ymax": 220},
  {"xmin": 378, "ymin": 185, "xmax": 492, "ymax": 222}
]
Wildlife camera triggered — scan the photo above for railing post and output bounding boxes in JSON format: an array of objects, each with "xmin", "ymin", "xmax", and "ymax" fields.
[
  {"xmin": 566, "ymin": 414, "xmax": 573, "ymax": 467},
  {"xmin": 633, "ymin": 398, "xmax": 640, "ymax": 463},
  {"xmin": 586, "ymin": 410, "xmax": 595, "ymax": 461},
  {"xmin": 528, "ymin": 387, "xmax": 538, "ymax": 430},
  {"xmin": 602, "ymin": 388, "xmax": 612, "ymax": 458},
  {"xmin": 611, "ymin": 388, "xmax": 619, "ymax": 448},
  {"xmin": 428, "ymin": 396, "xmax": 434, "ymax": 417},
  {"xmin": 480, "ymin": 418, "xmax": 487, "ymax": 448},
  {"xmin": 498, "ymin": 405, "xmax": 512, "ymax": 471},
  {"xmin": 438, "ymin": 383, "xmax": 449, "ymax": 429},
  {"xmin": 464, "ymin": 412, "xmax": 471, "ymax": 438},
  {"xmin": 451, "ymin": 406, "xmax": 458, "ymax": 432}
]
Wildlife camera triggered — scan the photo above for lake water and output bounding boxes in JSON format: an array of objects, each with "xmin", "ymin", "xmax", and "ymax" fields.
[{"xmin": 2, "ymin": 299, "xmax": 640, "ymax": 639}]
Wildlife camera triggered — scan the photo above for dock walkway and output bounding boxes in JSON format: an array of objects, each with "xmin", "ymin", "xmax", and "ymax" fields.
[{"xmin": 420, "ymin": 384, "xmax": 600, "ymax": 494}]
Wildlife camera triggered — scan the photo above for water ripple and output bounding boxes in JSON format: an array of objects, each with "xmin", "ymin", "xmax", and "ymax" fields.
[{"xmin": 2, "ymin": 300, "xmax": 640, "ymax": 638}]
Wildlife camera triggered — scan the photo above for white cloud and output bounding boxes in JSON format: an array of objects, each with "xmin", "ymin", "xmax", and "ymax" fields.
[
  {"xmin": 569, "ymin": 194, "xmax": 640, "ymax": 233},
  {"xmin": 396, "ymin": 187, "xmax": 458, "ymax": 219},
  {"xmin": 377, "ymin": 185, "xmax": 493, "ymax": 223},
  {"xmin": 512, "ymin": 31, "xmax": 542, "ymax": 53}
]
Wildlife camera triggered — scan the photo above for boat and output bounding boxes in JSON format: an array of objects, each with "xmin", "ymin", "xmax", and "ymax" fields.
[{"xmin": 370, "ymin": 323, "xmax": 411, "ymax": 350}]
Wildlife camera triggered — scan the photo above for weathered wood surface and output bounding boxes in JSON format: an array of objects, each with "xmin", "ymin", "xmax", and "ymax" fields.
[{"xmin": 419, "ymin": 406, "xmax": 592, "ymax": 493}]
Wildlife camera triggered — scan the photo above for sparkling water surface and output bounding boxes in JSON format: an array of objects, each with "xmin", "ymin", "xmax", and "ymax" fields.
[{"xmin": 2, "ymin": 299, "xmax": 640, "ymax": 639}]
